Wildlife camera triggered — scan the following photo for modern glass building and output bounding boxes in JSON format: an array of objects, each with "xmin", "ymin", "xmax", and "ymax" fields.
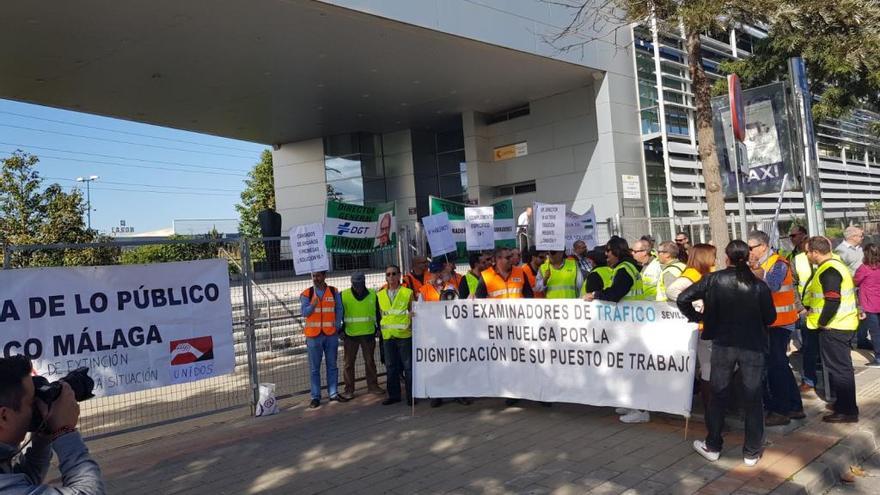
[{"xmin": 631, "ymin": 21, "xmax": 880, "ymax": 238}]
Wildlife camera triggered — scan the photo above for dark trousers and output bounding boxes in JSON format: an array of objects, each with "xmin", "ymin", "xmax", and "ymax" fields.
[
  {"xmin": 800, "ymin": 318, "xmax": 820, "ymax": 387},
  {"xmin": 856, "ymin": 319, "xmax": 872, "ymax": 348},
  {"xmin": 765, "ymin": 328, "xmax": 804, "ymax": 415},
  {"xmin": 707, "ymin": 344, "xmax": 765, "ymax": 458},
  {"xmin": 819, "ymin": 329, "xmax": 859, "ymax": 416},
  {"xmin": 864, "ymin": 313, "xmax": 880, "ymax": 362},
  {"xmin": 384, "ymin": 337, "xmax": 412, "ymax": 401},
  {"xmin": 342, "ymin": 334, "xmax": 379, "ymax": 395}
]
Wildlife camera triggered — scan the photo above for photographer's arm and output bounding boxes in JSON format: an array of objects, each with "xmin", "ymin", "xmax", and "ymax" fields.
[
  {"xmin": 34, "ymin": 383, "xmax": 104, "ymax": 494},
  {"xmin": 13, "ymin": 433, "xmax": 52, "ymax": 485}
]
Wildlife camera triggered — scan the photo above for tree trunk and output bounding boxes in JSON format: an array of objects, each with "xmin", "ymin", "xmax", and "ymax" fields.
[{"xmin": 685, "ymin": 27, "xmax": 730, "ymax": 263}]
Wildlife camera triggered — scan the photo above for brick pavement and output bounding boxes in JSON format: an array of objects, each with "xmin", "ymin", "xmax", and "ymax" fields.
[{"xmin": 52, "ymin": 356, "xmax": 880, "ymax": 494}]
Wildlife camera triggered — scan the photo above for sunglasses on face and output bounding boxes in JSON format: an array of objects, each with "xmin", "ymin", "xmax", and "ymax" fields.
[
  {"xmin": 632, "ymin": 249, "xmax": 647, "ymax": 253},
  {"xmin": 386, "ymin": 272, "xmax": 399, "ymax": 276},
  {"xmin": 675, "ymin": 239, "xmax": 686, "ymax": 243},
  {"xmin": 748, "ymin": 244, "xmax": 762, "ymax": 251}
]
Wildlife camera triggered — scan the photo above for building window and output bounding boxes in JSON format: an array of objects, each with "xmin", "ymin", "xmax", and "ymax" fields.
[
  {"xmin": 487, "ymin": 104, "xmax": 530, "ymax": 125},
  {"xmin": 494, "ymin": 180, "xmax": 536, "ymax": 198},
  {"xmin": 643, "ymin": 143, "xmax": 668, "ymax": 217},
  {"xmin": 324, "ymin": 133, "xmax": 387, "ymax": 205}
]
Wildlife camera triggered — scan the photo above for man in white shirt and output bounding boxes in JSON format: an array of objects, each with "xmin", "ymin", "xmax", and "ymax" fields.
[{"xmin": 517, "ymin": 206, "xmax": 532, "ymax": 250}]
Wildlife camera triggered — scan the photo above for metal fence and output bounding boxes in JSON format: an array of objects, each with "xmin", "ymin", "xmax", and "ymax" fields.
[{"xmin": 2, "ymin": 236, "xmax": 401, "ymax": 439}]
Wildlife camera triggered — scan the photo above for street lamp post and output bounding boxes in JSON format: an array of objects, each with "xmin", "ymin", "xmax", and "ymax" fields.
[{"xmin": 76, "ymin": 175, "xmax": 99, "ymax": 230}]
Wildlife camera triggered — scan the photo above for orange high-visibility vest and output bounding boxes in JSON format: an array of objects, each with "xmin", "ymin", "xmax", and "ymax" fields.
[
  {"xmin": 761, "ymin": 254, "xmax": 798, "ymax": 327},
  {"xmin": 521, "ymin": 263, "xmax": 544, "ymax": 298},
  {"xmin": 419, "ymin": 283, "xmax": 442, "ymax": 302},
  {"xmin": 403, "ymin": 270, "xmax": 430, "ymax": 292},
  {"xmin": 481, "ymin": 266, "xmax": 526, "ymax": 299},
  {"xmin": 301, "ymin": 286, "xmax": 338, "ymax": 338}
]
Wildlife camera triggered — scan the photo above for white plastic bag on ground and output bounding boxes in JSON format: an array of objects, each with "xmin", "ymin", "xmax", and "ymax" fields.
[{"xmin": 255, "ymin": 383, "xmax": 279, "ymax": 417}]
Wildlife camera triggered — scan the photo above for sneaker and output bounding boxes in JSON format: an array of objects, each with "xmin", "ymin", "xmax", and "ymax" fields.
[
  {"xmin": 765, "ymin": 412, "xmax": 791, "ymax": 427},
  {"xmin": 308, "ymin": 399, "xmax": 320, "ymax": 409},
  {"xmin": 693, "ymin": 440, "xmax": 720, "ymax": 462},
  {"xmin": 615, "ymin": 407, "xmax": 633, "ymax": 415},
  {"xmin": 620, "ymin": 410, "xmax": 650, "ymax": 424},
  {"xmin": 329, "ymin": 395, "xmax": 349, "ymax": 403},
  {"xmin": 744, "ymin": 455, "xmax": 761, "ymax": 467},
  {"xmin": 430, "ymin": 398, "xmax": 443, "ymax": 408}
]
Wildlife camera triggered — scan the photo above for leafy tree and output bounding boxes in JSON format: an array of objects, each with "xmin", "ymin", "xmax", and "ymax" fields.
[
  {"xmin": 0, "ymin": 151, "xmax": 116, "ymax": 267},
  {"xmin": 544, "ymin": 1, "xmax": 765, "ymax": 258},
  {"xmin": 236, "ymin": 149, "xmax": 275, "ymax": 238},
  {"xmin": 716, "ymin": 1, "xmax": 880, "ymax": 131}
]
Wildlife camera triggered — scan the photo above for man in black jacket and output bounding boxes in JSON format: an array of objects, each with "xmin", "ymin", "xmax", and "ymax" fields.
[{"xmin": 678, "ymin": 240, "xmax": 777, "ymax": 467}]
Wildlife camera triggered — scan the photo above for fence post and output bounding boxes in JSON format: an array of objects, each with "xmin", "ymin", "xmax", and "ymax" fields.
[{"xmin": 240, "ymin": 239, "xmax": 260, "ymax": 415}]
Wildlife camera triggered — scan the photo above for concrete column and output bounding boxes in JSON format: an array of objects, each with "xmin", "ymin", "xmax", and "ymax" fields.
[
  {"xmin": 271, "ymin": 138, "xmax": 326, "ymax": 234},
  {"xmin": 462, "ymin": 110, "xmax": 492, "ymax": 204}
]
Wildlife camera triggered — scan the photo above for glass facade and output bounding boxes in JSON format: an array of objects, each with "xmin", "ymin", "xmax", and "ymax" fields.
[
  {"xmin": 323, "ymin": 133, "xmax": 387, "ymax": 206},
  {"xmin": 412, "ymin": 128, "xmax": 468, "ymax": 218},
  {"xmin": 632, "ymin": 21, "xmax": 880, "ymax": 222}
]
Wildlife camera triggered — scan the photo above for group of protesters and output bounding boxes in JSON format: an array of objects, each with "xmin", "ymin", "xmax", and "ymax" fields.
[{"xmin": 299, "ymin": 224, "xmax": 878, "ymax": 467}]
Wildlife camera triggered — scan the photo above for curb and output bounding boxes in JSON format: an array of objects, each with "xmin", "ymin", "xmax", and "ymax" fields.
[{"xmin": 770, "ymin": 420, "xmax": 879, "ymax": 495}]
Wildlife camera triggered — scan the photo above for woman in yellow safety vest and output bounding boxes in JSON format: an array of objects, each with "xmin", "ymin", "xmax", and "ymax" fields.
[{"xmin": 583, "ymin": 237, "xmax": 643, "ymax": 302}]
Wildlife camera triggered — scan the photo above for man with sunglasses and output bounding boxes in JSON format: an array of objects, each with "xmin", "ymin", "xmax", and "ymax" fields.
[
  {"xmin": 675, "ymin": 232, "xmax": 691, "ymax": 263},
  {"xmin": 377, "ymin": 265, "xmax": 416, "ymax": 406},
  {"xmin": 747, "ymin": 231, "xmax": 804, "ymax": 426}
]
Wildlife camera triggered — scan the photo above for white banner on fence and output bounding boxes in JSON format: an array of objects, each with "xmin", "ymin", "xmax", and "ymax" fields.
[
  {"xmin": 565, "ymin": 206, "xmax": 598, "ymax": 251},
  {"xmin": 413, "ymin": 299, "xmax": 698, "ymax": 416},
  {"xmin": 423, "ymin": 212, "xmax": 457, "ymax": 257},
  {"xmin": 534, "ymin": 202, "xmax": 566, "ymax": 251},
  {"xmin": 290, "ymin": 223, "xmax": 329, "ymax": 275},
  {"xmin": 0, "ymin": 259, "xmax": 235, "ymax": 397},
  {"xmin": 464, "ymin": 206, "xmax": 495, "ymax": 251}
]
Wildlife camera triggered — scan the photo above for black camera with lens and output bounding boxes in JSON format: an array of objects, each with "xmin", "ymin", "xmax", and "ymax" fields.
[
  {"xmin": 440, "ymin": 289, "xmax": 458, "ymax": 301},
  {"xmin": 29, "ymin": 367, "xmax": 95, "ymax": 432}
]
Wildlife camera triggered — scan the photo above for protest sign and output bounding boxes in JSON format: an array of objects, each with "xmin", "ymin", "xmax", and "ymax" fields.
[
  {"xmin": 422, "ymin": 212, "xmax": 456, "ymax": 257},
  {"xmin": 324, "ymin": 200, "xmax": 396, "ymax": 253},
  {"xmin": 464, "ymin": 206, "xmax": 495, "ymax": 251},
  {"xmin": 289, "ymin": 223, "xmax": 329, "ymax": 275},
  {"xmin": 535, "ymin": 203, "xmax": 566, "ymax": 251},
  {"xmin": 0, "ymin": 259, "xmax": 235, "ymax": 397},
  {"xmin": 429, "ymin": 196, "xmax": 515, "ymax": 258},
  {"xmin": 413, "ymin": 299, "xmax": 698, "ymax": 416},
  {"xmin": 565, "ymin": 206, "xmax": 598, "ymax": 251}
]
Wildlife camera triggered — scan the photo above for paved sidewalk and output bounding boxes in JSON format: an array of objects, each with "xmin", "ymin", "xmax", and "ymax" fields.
[{"xmin": 59, "ymin": 359, "xmax": 880, "ymax": 494}]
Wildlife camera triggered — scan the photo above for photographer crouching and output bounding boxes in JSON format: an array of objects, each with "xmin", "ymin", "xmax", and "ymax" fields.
[{"xmin": 0, "ymin": 356, "xmax": 104, "ymax": 494}]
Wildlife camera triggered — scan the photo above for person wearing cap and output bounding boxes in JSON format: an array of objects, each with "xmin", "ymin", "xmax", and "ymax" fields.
[
  {"xmin": 340, "ymin": 272, "xmax": 384, "ymax": 399},
  {"xmin": 522, "ymin": 247, "xmax": 547, "ymax": 298},
  {"xmin": 419, "ymin": 259, "xmax": 473, "ymax": 407},
  {"xmin": 459, "ymin": 251, "xmax": 492, "ymax": 299},
  {"xmin": 535, "ymin": 250, "xmax": 583, "ymax": 299}
]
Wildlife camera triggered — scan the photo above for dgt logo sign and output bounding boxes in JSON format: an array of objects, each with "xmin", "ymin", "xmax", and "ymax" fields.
[{"xmin": 336, "ymin": 222, "xmax": 369, "ymax": 235}]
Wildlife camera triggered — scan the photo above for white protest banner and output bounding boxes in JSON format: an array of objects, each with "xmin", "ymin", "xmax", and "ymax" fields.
[
  {"xmin": 464, "ymin": 206, "xmax": 494, "ymax": 251},
  {"xmin": 413, "ymin": 299, "xmax": 698, "ymax": 416},
  {"xmin": 290, "ymin": 223, "xmax": 329, "ymax": 275},
  {"xmin": 564, "ymin": 206, "xmax": 598, "ymax": 251},
  {"xmin": 535, "ymin": 202, "xmax": 566, "ymax": 251},
  {"xmin": 423, "ymin": 212, "xmax": 457, "ymax": 257},
  {"xmin": 0, "ymin": 259, "xmax": 235, "ymax": 397}
]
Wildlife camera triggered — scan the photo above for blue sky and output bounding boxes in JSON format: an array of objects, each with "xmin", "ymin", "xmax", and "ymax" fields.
[{"xmin": 0, "ymin": 99, "xmax": 268, "ymax": 234}]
